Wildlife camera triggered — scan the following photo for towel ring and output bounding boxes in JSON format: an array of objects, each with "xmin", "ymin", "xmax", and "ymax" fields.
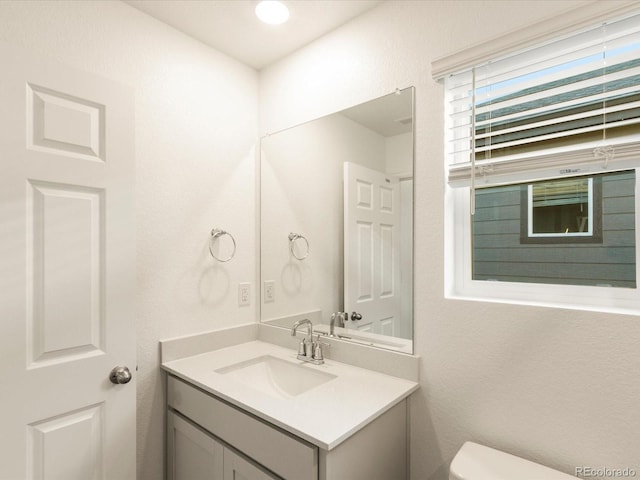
[
  {"xmin": 288, "ymin": 232, "xmax": 309, "ymax": 260},
  {"xmin": 209, "ymin": 228, "xmax": 236, "ymax": 262}
]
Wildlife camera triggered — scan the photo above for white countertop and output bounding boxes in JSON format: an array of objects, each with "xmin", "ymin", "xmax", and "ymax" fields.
[{"xmin": 162, "ymin": 340, "xmax": 419, "ymax": 450}]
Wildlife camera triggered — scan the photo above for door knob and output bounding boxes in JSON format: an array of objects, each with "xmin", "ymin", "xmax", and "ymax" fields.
[
  {"xmin": 351, "ymin": 312, "xmax": 362, "ymax": 321},
  {"xmin": 109, "ymin": 366, "xmax": 132, "ymax": 385}
]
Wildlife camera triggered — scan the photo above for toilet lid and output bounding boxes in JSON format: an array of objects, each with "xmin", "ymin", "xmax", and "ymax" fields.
[{"xmin": 449, "ymin": 442, "xmax": 579, "ymax": 480}]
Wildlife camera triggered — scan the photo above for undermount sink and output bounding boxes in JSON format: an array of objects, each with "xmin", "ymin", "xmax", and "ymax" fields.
[{"xmin": 215, "ymin": 355, "xmax": 337, "ymax": 399}]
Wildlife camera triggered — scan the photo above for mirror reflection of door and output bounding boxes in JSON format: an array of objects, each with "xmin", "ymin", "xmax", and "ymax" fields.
[
  {"xmin": 260, "ymin": 87, "xmax": 415, "ymax": 353},
  {"xmin": 344, "ymin": 162, "xmax": 406, "ymax": 337}
]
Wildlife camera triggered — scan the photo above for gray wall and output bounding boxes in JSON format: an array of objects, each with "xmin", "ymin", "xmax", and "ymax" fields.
[{"xmin": 473, "ymin": 171, "xmax": 636, "ymax": 287}]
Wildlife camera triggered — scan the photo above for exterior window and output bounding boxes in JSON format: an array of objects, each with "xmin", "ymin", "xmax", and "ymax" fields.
[
  {"xmin": 529, "ymin": 178, "xmax": 592, "ymax": 237},
  {"xmin": 522, "ymin": 176, "xmax": 602, "ymax": 243},
  {"xmin": 472, "ymin": 170, "xmax": 635, "ymax": 288},
  {"xmin": 441, "ymin": 12, "xmax": 640, "ymax": 312}
]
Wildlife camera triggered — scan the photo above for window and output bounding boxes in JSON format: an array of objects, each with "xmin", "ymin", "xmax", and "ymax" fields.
[
  {"xmin": 440, "ymin": 11, "xmax": 640, "ymax": 313},
  {"xmin": 472, "ymin": 170, "xmax": 635, "ymax": 289},
  {"xmin": 523, "ymin": 176, "xmax": 602, "ymax": 243},
  {"xmin": 529, "ymin": 178, "xmax": 593, "ymax": 237}
]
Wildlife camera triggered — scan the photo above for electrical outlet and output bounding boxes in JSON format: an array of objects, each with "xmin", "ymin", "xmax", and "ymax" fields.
[
  {"xmin": 238, "ymin": 283, "xmax": 250, "ymax": 306},
  {"xmin": 264, "ymin": 280, "xmax": 275, "ymax": 303}
]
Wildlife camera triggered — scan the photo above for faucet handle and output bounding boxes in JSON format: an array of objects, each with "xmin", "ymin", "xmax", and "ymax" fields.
[
  {"xmin": 312, "ymin": 342, "xmax": 325, "ymax": 362},
  {"xmin": 312, "ymin": 335, "xmax": 330, "ymax": 362},
  {"xmin": 297, "ymin": 338, "xmax": 307, "ymax": 357}
]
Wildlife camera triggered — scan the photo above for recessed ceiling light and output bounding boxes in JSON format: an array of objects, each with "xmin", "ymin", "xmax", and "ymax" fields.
[{"xmin": 255, "ymin": 1, "xmax": 290, "ymax": 25}]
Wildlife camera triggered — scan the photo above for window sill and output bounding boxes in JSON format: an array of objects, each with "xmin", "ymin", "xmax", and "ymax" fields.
[{"xmin": 446, "ymin": 281, "xmax": 640, "ymax": 316}]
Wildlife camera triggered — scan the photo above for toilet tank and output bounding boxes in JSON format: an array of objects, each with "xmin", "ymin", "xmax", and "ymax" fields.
[{"xmin": 450, "ymin": 442, "xmax": 579, "ymax": 480}]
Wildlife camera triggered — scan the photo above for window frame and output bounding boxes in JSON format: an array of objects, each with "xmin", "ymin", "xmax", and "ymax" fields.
[
  {"xmin": 445, "ymin": 169, "xmax": 640, "ymax": 315},
  {"xmin": 441, "ymin": 9, "xmax": 640, "ymax": 315},
  {"xmin": 520, "ymin": 176, "xmax": 603, "ymax": 244}
]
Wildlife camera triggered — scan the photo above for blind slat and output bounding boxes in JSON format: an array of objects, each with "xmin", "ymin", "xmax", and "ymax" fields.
[
  {"xmin": 474, "ymin": 100, "xmax": 640, "ymax": 141},
  {"xmin": 475, "ymin": 117, "xmax": 640, "ymax": 154},
  {"xmin": 445, "ymin": 12, "xmax": 640, "ymax": 183},
  {"xmin": 474, "ymin": 84, "xmax": 640, "ymax": 129},
  {"xmin": 474, "ymin": 66, "xmax": 640, "ymax": 119},
  {"xmin": 473, "ymin": 31, "xmax": 640, "ymax": 100},
  {"xmin": 448, "ymin": 139, "xmax": 640, "ymax": 187}
]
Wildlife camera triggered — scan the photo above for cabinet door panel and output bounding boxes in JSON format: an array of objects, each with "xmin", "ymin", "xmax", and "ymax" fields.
[
  {"xmin": 168, "ymin": 376, "xmax": 317, "ymax": 480},
  {"xmin": 223, "ymin": 449, "xmax": 279, "ymax": 480},
  {"xmin": 168, "ymin": 411, "xmax": 224, "ymax": 480}
]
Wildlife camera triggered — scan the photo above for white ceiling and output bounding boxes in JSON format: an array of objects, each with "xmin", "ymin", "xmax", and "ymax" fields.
[{"xmin": 124, "ymin": 0, "xmax": 382, "ymax": 70}]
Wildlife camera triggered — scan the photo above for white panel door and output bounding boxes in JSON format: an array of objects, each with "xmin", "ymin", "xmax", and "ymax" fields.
[
  {"xmin": 0, "ymin": 43, "xmax": 135, "ymax": 479},
  {"xmin": 344, "ymin": 162, "xmax": 401, "ymax": 335}
]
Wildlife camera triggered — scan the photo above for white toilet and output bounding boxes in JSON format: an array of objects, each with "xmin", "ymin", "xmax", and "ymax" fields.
[{"xmin": 450, "ymin": 442, "xmax": 579, "ymax": 479}]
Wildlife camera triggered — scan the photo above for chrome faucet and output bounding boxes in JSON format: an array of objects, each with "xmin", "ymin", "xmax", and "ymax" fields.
[
  {"xmin": 291, "ymin": 319, "xmax": 326, "ymax": 364},
  {"xmin": 330, "ymin": 312, "xmax": 348, "ymax": 337}
]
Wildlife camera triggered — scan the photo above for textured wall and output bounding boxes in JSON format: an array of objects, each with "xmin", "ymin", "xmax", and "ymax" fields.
[
  {"xmin": 0, "ymin": 2, "xmax": 258, "ymax": 479},
  {"xmin": 259, "ymin": 1, "xmax": 640, "ymax": 479},
  {"xmin": 2, "ymin": 1, "xmax": 639, "ymax": 479}
]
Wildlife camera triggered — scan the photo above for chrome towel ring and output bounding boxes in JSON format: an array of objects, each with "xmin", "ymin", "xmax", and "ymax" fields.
[
  {"xmin": 209, "ymin": 228, "xmax": 236, "ymax": 262},
  {"xmin": 288, "ymin": 232, "xmax": 309, "ymax": 260}
]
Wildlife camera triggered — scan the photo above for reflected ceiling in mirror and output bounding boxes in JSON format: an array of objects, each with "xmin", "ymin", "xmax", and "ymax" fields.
[{"xmin": 260, "ymin": 87, "xmax": 414, "ymax": 354}]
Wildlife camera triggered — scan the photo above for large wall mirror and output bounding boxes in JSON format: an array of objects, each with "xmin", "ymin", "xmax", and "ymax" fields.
[{"xmin": 260, "ymin": 87, "xmax": 414, "ymax": 354}]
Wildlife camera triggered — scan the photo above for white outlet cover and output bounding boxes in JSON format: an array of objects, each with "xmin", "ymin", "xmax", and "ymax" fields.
[
  {"xmin": 238, "ymin": 283, "xmax": 250, "ymax": 306},
  {"xmin": 264, "ymin": 280, "xmax": 275, "ymax": 303}
]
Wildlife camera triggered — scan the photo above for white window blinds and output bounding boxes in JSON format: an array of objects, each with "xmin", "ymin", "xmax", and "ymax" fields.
[{"xmin": 445, "ymin": 13, "xmax": 640, "ymax": 188}]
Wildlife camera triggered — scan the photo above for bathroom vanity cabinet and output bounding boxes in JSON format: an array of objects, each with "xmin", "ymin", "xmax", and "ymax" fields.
[
  {"xmin": 167, "ymin": 375, "xmax": 409, "ymax": 480},
  {"xmin": 168, "ymin": 411, "xmax": 277, "ymax": 480}
]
